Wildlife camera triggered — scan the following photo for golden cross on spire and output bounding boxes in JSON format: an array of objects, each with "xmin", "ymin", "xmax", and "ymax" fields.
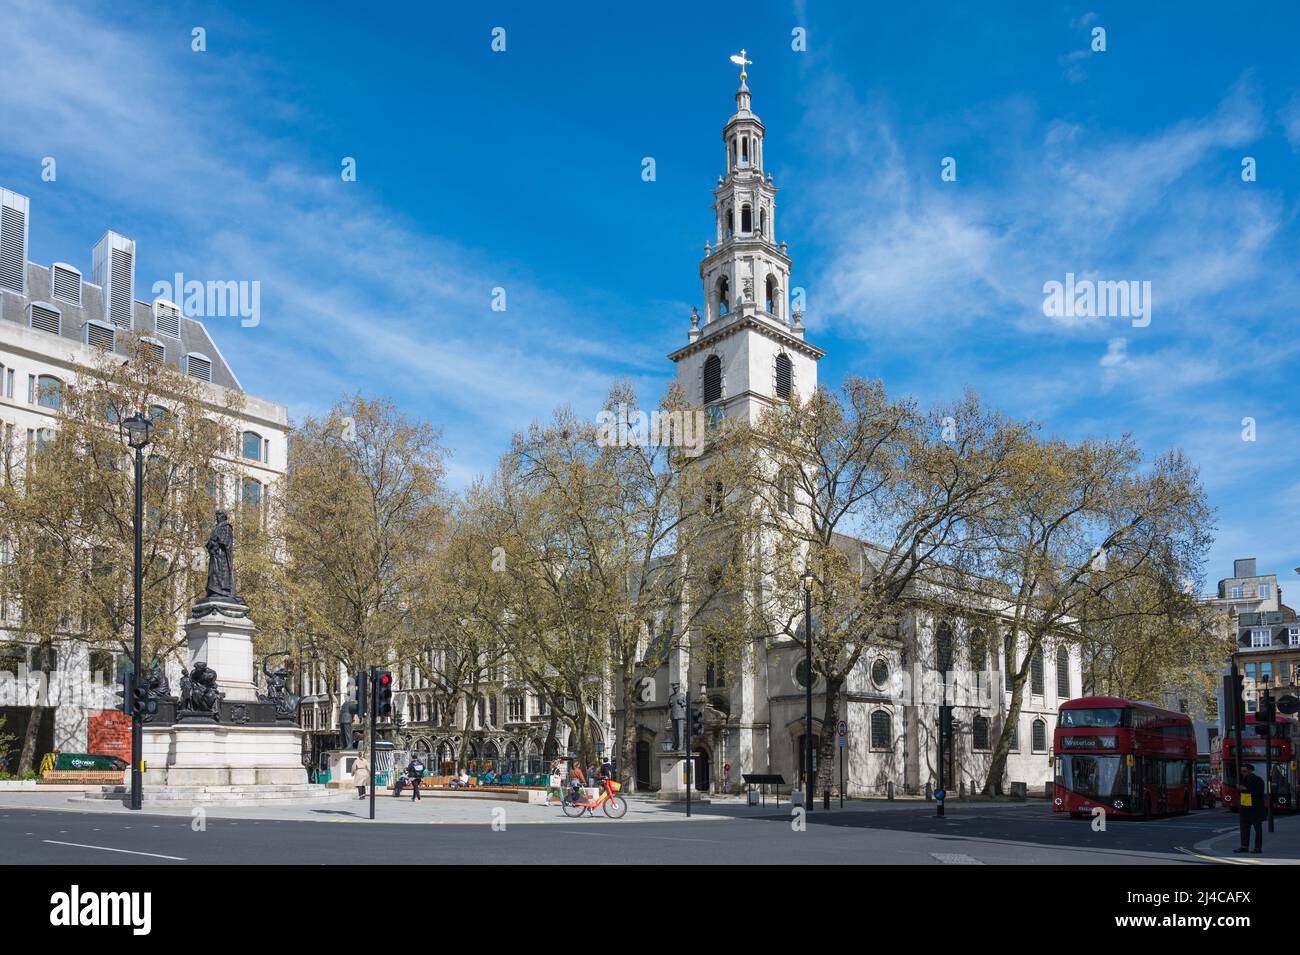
[{"xmin": 729, "ymin": 48, "xmax": 752, "ymax": 82}]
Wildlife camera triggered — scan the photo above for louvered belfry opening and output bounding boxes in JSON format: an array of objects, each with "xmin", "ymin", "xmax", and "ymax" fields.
[
  {"xmin": 775, "ymin": 352, "xmax": 793, "ymax": 399},
  {"xmin": 703, "ymin": 354, "xmax": 722, "ymax": 404}
]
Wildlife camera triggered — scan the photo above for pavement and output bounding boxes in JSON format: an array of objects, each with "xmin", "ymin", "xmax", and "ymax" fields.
[
  {"xmin": 1194, "ymin": 809, "xmax": 1300, "ymax": 864},
  {"xmin": 0, "ymin": 790, "xmax": 1281, "ymax": 864}
]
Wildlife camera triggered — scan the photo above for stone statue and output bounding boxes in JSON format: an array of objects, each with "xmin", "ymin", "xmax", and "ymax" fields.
[
  {"xmin": 203, "ymin": 510, "xmax": 243, "ymax": 603},
  {"xmin": 340, "ymin": 700, "xmax": 358, "ymax": 749},
  {"xmin": 668, "ymin": 682, "xmax": 688, "ymax": 752},
  {"xmin": 258, "ymin": 654, "xmax": 300, "ymax": 717},
  {"xmin": 179, "ymin": 661, "xmax": 224, "ymax": 717}
]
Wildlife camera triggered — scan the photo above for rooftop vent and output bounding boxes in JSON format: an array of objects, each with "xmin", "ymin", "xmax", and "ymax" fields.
[
  {"xmin": 51, "ymin": 263, "xmax": 82, "ymax": 305},
  {"xmin": 185, "ymin": 353, "xmax": 212, "ymax": 382},
  {"xmin": 140, "ymin": 336, "xmax": 165, "ymax": 363},
  {"xmin": 153, "ymin": 299, "xmax": 181, "ymax": 338},
  {"xmin": 84, "ymin": 320, "xmax": 115, "ymax": 350},
  {"xmin": 92, "ymin": 231, "xmax": 135, "ymax": 330},
  {"xmin": 0, "ymin": 189, "xmax": 29, "ymax": 295},
  {"xmin": 27, "ymin": 301, "xmax": 61, "ymax": 335}
]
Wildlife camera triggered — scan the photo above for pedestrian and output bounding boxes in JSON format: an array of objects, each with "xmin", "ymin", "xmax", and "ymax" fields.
[
  {"xmin": 352, "ymin": 752, "xmax": 370, "ymax": 800},
  {"xmin": 1234, "ymin": 762, "xmax": 1266, "ymax": 854},
  {"xmin": 405, "ymin": 754, "xmax": 425, "ymax": 802}
]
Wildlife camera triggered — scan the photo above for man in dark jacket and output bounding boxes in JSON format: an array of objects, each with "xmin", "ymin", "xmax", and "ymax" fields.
[
  {"xmin": 1235, "ymin": 762, "xmax": 1266, "ymax": 854},
  {"xmin": 405, "ymin": 756, "xmax": 425, "ymax": 802}
]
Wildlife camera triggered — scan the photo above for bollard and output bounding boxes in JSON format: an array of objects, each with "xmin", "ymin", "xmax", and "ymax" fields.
[
  {"xmin": 959, "ymin": 780, "xmax": 966, "ymax": 800},
  {"xmin": 887, "ymin": 780, "xmax": 895, "ymax": 800},
  {"xmin": 823, "ymin": 788, "xmax": 830, "ymax": 810},
  {"xmin": 925, "ymin": 781, "xmax": 932, "ymax": 801}
]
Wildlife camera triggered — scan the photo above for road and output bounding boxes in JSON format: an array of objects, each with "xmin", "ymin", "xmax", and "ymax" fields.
[{"xmin": 0, "ymin": 799, "xmax": 1252, "ymax": 864}]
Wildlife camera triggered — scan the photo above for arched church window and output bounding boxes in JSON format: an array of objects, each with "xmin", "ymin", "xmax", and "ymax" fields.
[
  {"xmin": 777, "ymin": 467, "xmax": 795, "ymax": 515},
  {"xmin": 936, "ymin": 621, "xmax": 954, "ymax": 675},
  {"xmin": 760, "ymin": 208, "xmax": 767, "ymax": 236},
  {"xmin": 715, "ymin": 275, "xmax": 730, "ymax": 317},
  {"xmin": 725, "ymin": 207, "xmax": 734, "ymax": 238},
  {"xmin": 741, "ymin": 204, "xmax": 752, "ymax": 233},
  {"xmin": 703, "ymin": 354, "xmax": 722, "ymax": 404},
  {"xmin": 775, "ymin": 353, "xmax": 793, "ymax": 400},
  {"xmin": 742, "ymin": 137, "xmax": 749, "ymax": 163},
  {"xmin": 765, "ymin": 274, "xmax": 779, "ymax": 317}
]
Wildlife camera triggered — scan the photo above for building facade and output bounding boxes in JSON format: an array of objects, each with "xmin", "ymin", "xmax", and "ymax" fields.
[{"xmin": 0, "ymin": 186, "xmax": 288, "ymax": 762}]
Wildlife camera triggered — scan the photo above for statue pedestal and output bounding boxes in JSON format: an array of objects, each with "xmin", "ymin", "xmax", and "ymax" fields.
[
  {"xmin": 186, "ymin": 602, "xmax": 258, "ymax": 702},
  {"xmin": 655, "ymin": 753, "xmax": 710, "ymax": 802},
  {"xmin": 326, "ymin": 749, "xmax": 364, "ymax": 788},
  {"xmin": 142, "ymin": 599, "xmax": 306, "ymax": 787}
]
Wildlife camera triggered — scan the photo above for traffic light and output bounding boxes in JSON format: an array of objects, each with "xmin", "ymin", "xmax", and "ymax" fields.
[
  {"xmin": 1259, "ymin": 692, "xmax": 1277, "ymax": 725},
  {"xmin": 1224, "ymin": 673, "xmax": 1246, "ymax": 732},
  {"xmin": 690, "ymin": 706, "xmax": 704, "ymax": 738},
  {"xmin": 939, "ymin": 704, "xmax": 954, "ymax": 739},
  {"xmin": 375, "ymin": 670, "xmax": 393, "ymax": 718},
  {"xmin": 132, "ymin": 678, "xmax": 156, "ymax": 718},
  {"xmin": 353, "ymin": 672, "xmax": 368, "ymax": 715},
  {"xmin": 116, "ymin": 671, "xmax": 132, "ymax": 715}
]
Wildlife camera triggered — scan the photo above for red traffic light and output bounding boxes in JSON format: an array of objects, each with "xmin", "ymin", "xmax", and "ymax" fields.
[{"xmin": 379, "ymin": 672, "xmax": 392, "ymax": 687}]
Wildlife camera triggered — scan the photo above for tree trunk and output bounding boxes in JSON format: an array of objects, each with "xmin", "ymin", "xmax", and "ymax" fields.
[
  {"xmin": 983, "ymin": 679, "xmax": 1025, "ymax": 796},
  {"xmin": 620, "ymin": 669, "xmax": 638, "ymax": 790},
  {"xmin": 16, "ymin": 702, "xmax": 43, "ymax": 775},
  {"xmin": 815, "ymin": 676, "xmax": 844, "ymax": 795}
]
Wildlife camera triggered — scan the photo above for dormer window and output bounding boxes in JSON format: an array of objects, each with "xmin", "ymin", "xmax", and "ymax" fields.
[{"xmin": 139, "ymin": 336, "xmax": 166, "ymax": 363}]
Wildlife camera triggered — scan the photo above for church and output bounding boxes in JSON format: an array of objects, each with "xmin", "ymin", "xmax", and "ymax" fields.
[{"xmin": 616, "ymin": 63, "xmax": 1080, "ymax": 799}]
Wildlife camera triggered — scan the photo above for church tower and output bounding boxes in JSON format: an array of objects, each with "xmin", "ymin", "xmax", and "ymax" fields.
[{"xmin": 669, "ymin": 55, "xmax": 824, "ymax": 423}]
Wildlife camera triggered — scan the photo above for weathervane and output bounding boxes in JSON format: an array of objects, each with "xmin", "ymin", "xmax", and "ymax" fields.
[{"xmin": 729, "ymin": 48, "xmax": 752, "ymax": 83}]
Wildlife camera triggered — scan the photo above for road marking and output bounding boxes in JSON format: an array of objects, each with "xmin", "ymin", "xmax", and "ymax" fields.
[
  {"xmin": 1175, "ymin": 846, "xmax": 1242, "ymax": 865},
  {"xmin": 930, "ymin": 852, "xmax": 983, "ymax": 865},
  {"xmin": 43, "ymin": 840, "xmax": 186, "ymax": 861}
]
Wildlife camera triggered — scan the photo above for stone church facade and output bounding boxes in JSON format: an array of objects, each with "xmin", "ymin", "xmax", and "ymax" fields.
[{"xmin": 616, "ymin": 71, "xmax": 1079, "ymax": 797}]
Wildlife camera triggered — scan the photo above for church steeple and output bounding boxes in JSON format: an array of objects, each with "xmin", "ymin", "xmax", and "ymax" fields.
[
  {"xmin": 699, "ymin": 55, "xmax": 790, "ymax": 330},
  {"xmin": 668, "ymin": 55, "xmax": 824, "ymax": 425}
]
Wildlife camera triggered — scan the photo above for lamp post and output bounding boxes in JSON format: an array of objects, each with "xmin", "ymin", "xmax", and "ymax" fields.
[
  {"xmin": 123, "ymin": 411, "xmax": 153, "ymax": 812},
  {"xmin": 799, "ymin": 568, "xmax": 817, "ymax": 811},
  {"xmin": 699, "ymin": 680, "xmax": 707, "ymax": 794}
]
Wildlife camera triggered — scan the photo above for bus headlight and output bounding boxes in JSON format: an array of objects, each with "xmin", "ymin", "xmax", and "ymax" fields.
[
  {"xmin": 1112, "ymin": 799, "xmax": 1124, "ymax": 809},
  {"xmin": 1054, "ymin": 797, "xmax": 1062, "ymax": 806}
]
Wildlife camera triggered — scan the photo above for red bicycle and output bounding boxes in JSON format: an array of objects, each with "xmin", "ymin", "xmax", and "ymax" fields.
[{"xmin": 562, "ymin": 777, "xmax": 628, "ymax": 818}]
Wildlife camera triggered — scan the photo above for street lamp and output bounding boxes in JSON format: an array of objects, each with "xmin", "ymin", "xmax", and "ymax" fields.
[
  {"xmin": 800, "ymin": 568, "xmax": 817, "ymax": 811},
  {"xmin": 123, "ymin": 412, "xmax": 153, "ymax": 811}
]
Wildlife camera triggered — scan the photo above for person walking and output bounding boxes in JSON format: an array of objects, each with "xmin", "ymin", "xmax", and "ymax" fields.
[
  {"xmin": 352, "ymin": 752, "xmax": 370, "ymax": 800},
  {"xmin": 406, "ymin": 755, "xmax": 425, "ymax": 802},
  {"xmin": 1235, "ymin": 762, "xmax": 1266, "ymax": 854}
]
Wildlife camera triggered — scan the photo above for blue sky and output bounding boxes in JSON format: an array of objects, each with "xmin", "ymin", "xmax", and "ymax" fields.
[{"xmin": 3, "ymin": 0, "xmax": 1299, "ymax": 592}]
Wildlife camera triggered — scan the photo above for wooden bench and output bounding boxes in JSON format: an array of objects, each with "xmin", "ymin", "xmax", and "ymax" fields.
[{"xmin": 40, "ymin": 770, "xmax": 125, "ymax": 786}]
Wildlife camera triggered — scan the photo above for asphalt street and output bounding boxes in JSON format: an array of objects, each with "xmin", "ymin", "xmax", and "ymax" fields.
[{"xmin": 0, "ymin": 799, "xmax": 1256, "ymax": 864}]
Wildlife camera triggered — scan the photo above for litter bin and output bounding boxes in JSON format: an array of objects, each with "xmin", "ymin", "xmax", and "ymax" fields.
[{"xmin": 1010, "ymin": 781, "xmax": 1027, "ymax": 801}]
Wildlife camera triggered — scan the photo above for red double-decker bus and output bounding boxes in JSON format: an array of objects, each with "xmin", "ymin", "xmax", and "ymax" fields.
[
  {"xmin": 1209, "ymin": 713, "xmax": 1297, "ymax": 812},
  {"xmin": 1052, "ymin": 696, "xmax": 1196, "ymax": 818}
]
